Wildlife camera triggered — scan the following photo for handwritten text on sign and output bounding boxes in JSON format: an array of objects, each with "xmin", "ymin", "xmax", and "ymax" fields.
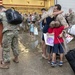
[{"xmin": 44, "ymin": 33, "xmax": 54, "ymax": 46}]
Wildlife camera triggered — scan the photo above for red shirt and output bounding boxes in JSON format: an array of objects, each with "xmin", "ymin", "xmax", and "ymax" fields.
[{"xmin": 48, "ymin": 26, "xmax": 64, "ymax": 44}]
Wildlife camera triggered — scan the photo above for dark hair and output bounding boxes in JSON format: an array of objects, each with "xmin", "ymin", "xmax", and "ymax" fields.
[
  {"xmin": 11, "ymin": 7, "xmax": 15, "ymax": 10},
  {"xmin": 0, "ymin": 5, "xmax": 5, "ymax": 9},
  {"xmin": 55, "ymin": 4, "xmax": 61, "ymax": 10},
  {"xmin": 41, "ymin": 8, "xmax": 46, "ymax": 11},
  {"xmin": 32, "ymin": 21, "xmax": 35, "ymax": 24}
]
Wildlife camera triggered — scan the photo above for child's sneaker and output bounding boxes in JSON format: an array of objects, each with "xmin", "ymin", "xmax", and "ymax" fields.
[
  {"xmin": 59, "ymin": 61, "xmax": 63, "ymax": 66},
  {"xmin": 51, "ymin": 62, "xmax": 57, "ymax": 67}
]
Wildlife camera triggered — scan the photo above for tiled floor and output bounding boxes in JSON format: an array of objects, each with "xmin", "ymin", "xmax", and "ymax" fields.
[{"xmin": 0, "ymin": 32, "xmax": 74, "ymax": 75}]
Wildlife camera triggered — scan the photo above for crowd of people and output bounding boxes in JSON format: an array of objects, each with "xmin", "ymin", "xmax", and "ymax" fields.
[{"xmin": 0, "ymin": 4, "xmax": 75, "ymax": 69}]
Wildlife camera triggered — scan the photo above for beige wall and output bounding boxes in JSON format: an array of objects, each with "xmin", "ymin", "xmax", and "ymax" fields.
[
  {"xmin": 3, "ymin": 0, "xmax": 44, "ymax": 6},
  {"xmin": 3, "ymin": 0, "xmax": 54, "ymax": 14}
]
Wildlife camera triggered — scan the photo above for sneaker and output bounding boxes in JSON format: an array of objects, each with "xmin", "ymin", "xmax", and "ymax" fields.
[
  {"xmin": 42, "ymin": 54, "xmax": 48, "ymax": 59},
  {"xmin": 51, "ymin": 62, "xmax": 57, "ymax": 67},
  {"xmin": 59, "ymin": 61, "xmax": 63, "ymax": 66}
]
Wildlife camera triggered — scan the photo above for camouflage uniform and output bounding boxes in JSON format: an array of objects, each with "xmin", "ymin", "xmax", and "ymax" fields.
[
  {"xmin": 35, "ymin": 14, "xmax": 40, "ymax": 22},
  {"xmin": 56, "ymin": 14, "xmax": 68, "ymax": 26},
  {"xmin": 55, "ymin": 14, "xmax": 69, "ymax": 54},
  {"xmin": 34, "ymin": 14, "xmax": 40, "ymax": 30},
  {"xmin": 0, "ymin": 12, "xmax": 19, "ymax": 63},
  {"xmin": 23, "ymin": 15, "xmax": 28, "ymax": 31},
  {"xmin": 67, "ymin": 12, "xmax": 75, "ymax": 25}
]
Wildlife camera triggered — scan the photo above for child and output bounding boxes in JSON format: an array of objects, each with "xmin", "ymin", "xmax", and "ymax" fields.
[
  {"xmin": 48, "ymin": 21, "xmax": 64, "ymax": 67},
  {"xmin": 29, "ymin": 21, "xmax": 34, "ymax": 36}
]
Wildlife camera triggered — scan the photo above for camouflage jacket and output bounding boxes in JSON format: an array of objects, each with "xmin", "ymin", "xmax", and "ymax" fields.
[
  {"xmin": 67, "ymin": 12, "xmax": 75, "ymax": 25},
  {"xmin": 55, "ymin": 14, "xmax": 68, "ymax": 26}
]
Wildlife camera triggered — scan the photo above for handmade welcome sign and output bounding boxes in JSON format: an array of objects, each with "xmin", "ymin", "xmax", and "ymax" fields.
[
  {"xmin": 44, "ymin": 33, "xmax": 54, "ymax": 46},
  {"xmin": 68, "ymin": 25, "xmax": 75, "ymax": 36},
  {"xmin": 65, "ymin": 34, "xmax": 74, "ymax": 43}
]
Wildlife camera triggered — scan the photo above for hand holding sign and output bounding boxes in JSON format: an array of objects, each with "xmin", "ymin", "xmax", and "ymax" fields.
[{"xmin": 44, "ymin": 33, "xmax": 54, "ymax": 46}]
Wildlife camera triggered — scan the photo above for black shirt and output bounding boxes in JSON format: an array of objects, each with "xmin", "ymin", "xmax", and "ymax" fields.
[{"xmin": 42, "ymin": 17, "xmax": 54, "ymax": 33}]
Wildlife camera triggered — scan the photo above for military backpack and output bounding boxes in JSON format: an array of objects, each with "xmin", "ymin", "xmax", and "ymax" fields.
[{"xmin": 5, "ymin": 9, "xmax": 23, "ymax": 25}]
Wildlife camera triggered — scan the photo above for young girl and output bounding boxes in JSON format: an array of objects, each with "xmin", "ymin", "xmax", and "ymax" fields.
[{"xmin": 48, "ymin": 21, "xmax": 65, "ymax": 67}]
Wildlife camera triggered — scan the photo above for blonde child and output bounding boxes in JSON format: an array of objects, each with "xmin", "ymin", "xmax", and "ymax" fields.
[{"xmin": 48, "ymin": 21, "xmax": 64, "ymax": 67}]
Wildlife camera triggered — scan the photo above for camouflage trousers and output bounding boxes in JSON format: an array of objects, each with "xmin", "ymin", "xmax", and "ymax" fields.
[{"xmin": 2, "ymin": 30, "xmax": 19, "ymax": 63}]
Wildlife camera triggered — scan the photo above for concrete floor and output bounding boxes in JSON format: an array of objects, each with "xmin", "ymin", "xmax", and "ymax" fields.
[{"xmin": 0, "ymin": 32, "xmax": 75, "ymax": 75}]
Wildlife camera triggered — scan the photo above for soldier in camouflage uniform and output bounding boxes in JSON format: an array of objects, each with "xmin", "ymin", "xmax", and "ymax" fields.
[
  {"xmin": 53, "ymin": 4, "xmax": 68, "ymax": 28},
  {"xmin": 34, "ymin": 12, "xmax": 40, "ymax": 22},
  {"xmin": 0, "ymin": 6, "xmax": 19, "ymax": 69},
  {"xmin": 34, "ymin": 12, "xmax": 40, "ymax": 30},
  {"xmin": 23, "ymin": 14, "xmax": 28, "ymax": 31},
  {"xmin": 67, "ymin": 9, "xmax": 75, "ymax": 25},
  {"xmin": 53, "ymin": 4, "xmax": 69, "ymax": 59}
]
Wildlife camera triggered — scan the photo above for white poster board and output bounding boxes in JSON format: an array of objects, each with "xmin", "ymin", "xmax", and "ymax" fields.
[
  {"xmin": 66, "ymin": 34, "xmax": 74, "ymax": 43},
  {"xmin": 44, "ymin": 33, "xmax": 54, "ymax": 46}
]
